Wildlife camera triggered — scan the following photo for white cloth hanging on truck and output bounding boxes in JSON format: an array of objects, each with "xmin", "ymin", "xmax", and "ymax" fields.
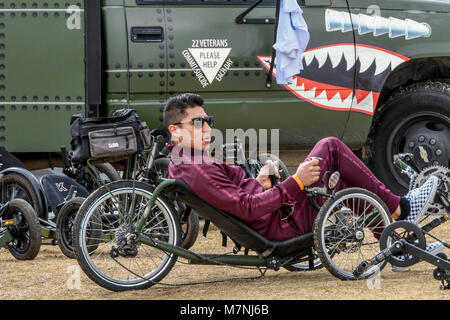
[{"xmin": 273, "ymin": 0, "xmax": 310, "ymax": 85}]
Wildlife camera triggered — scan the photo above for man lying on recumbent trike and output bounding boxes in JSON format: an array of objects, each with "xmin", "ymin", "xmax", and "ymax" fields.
[{"xmin": 164, "ymin": 93, "xmax": 445, "ymax": 271}]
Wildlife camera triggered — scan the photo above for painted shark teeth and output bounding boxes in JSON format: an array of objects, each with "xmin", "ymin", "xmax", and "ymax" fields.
[
  {"xmin": 302, "ymin": 44, "xmax": 407, "ymax": 75},
  {"xmin": 303, "ymin": 44, "xmax": 354, "ymax": 70},
  {"xmin": 257, "ymin": 43, "xmax": 410, "ymax": 115},
  {"xmin": 326, "ymin": 9, "xmax": 431, "ymax": 40},
  {"xmin": 293, "ymin": 77, "xmax": 378, "ymax": 114}
]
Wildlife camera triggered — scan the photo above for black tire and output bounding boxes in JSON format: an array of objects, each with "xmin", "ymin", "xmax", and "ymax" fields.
[
  {"xmin": 0, "ymin": 173, "xmax": 43, "ymax": 219},
  {"xmin": 73, "ymin": 180, "xmax": 181, "ymax": 291},
  {"xmin": 5, "ymin": 199, "xmax": 41, "ymax": 260},
  {"xmin": 367, "ymin": 81, "xmax": 450, "ymax": 195},
  {"xmin": 81, "ymin": 163, "xmax": 121, "ymax": 192},
  {"xmin": 94, "ymin": 163, "xmax": 121, "ymax": 183},
  {"xmin": 153, "ymin": 158, "xmax": 170, "ymax": 178},
  {"xmin": 153, "ymin": 157, "xmax": 200, "ymax": 249},
  {"xmin": 56, "ymin": 197, "xmax": 85, "ymax": 259},
  {"xmin": 174, "ymin": 202, "xmax": 200, "ymax": 249},
  {"xmin": 313, "ymin": 188, "xmax": 392, "ymax": 280}
]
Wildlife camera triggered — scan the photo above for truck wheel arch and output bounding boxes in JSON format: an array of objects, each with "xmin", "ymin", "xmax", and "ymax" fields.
[{"xmin": 365, "ymin": 76, "xmax": 450, "ymax": 194}]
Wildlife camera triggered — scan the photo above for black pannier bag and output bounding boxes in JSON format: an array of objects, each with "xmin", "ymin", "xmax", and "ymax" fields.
[{"xmin": 70, "ymin": 108, "xmax": 151, "ymax": 162}]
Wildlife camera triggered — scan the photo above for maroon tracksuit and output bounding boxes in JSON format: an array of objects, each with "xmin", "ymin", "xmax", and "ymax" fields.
[{"xmin": 168, "ymin": 137, "xmax": 400, "ymax": 241}]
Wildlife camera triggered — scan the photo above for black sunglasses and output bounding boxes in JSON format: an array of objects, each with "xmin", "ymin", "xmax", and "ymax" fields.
[{"xmin": 173, "ymin": 116, "xmax": 214, "ymax": 129}]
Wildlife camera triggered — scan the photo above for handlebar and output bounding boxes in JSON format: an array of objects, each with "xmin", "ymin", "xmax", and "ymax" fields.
[
  {"xmin": 60, "ymin": 145, "xmax": 77, "ymax": 179},
  {"xmin": 267, "ymin": 160, "xmax": 279, "ymax": 187},
  {"xmin": 60, "ymin": 146, "xmax": 72, "ymax": 169}
]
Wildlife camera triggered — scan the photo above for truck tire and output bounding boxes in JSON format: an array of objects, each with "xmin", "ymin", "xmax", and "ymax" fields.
[{"xmin": 367, "ymin": 81, "xmax": 450, "ymax": 195}]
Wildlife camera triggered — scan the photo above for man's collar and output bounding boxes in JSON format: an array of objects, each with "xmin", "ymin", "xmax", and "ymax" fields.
[{"xmin": 168, "ymin": 143, "xmax": 220, "ymax": 165}]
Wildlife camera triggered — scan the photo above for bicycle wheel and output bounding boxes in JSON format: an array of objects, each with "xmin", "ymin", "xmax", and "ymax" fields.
[
  {"xmin": 73, "ymin": 180, "xmax": 181, "ymax": 291},
  {"xmin": 0, "ymin": 173, "xmax": 43, "ymax": 219},
  {"xmin": 5, "ymin": 199, "xmax": 41, "ymax": 260},
  {"xmin": 56, "ymin": 197, "xmax": 85, "ymax": 259},
  {"xmin": 173, "ymin": 201, "xmax": 199, "ymax": 250},
  {"xmin": 314, "ymin": 188, "xmax": 392, "ymax": 280},
  {"xmin": 79, "ymin": 163, "xmax": 121, "ymax": 192}
]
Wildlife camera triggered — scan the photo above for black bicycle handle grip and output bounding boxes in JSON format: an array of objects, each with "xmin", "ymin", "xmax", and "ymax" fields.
[
  {"xmin": 60, "ymin": 146, "xmax": 71, "ymax": 168},
  {"xmin": 267, "ymin": 161, "xmax": 279, "ymax": 186},
  {"xmin": 269, "ymin": 174, "xmax": 278, "ymax": 187}
]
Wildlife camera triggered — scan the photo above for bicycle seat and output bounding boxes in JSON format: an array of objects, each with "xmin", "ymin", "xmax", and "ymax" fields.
[
  {"xmin": 164, "ymin": 179, "xmax": 313, "ymax": 257},
  {"xmin": 40, "ymin": 174, "xmax": 90, "ymax": 216}
]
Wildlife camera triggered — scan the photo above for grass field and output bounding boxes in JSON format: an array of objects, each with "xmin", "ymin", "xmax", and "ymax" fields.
[{"xmin": 0, "ymin": 221, "xmax": 449, "ymax": 300}]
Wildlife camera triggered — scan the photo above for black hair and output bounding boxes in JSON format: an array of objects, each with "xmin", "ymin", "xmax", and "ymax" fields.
[{"xmin": 163, "ymin": 93, "xmax": 204, "ymax": 128}]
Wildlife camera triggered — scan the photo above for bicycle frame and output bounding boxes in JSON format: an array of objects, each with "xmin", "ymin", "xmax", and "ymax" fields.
[
  {"xmin": 138, "ymin": 234, "xmax": 267, "ymax": 267},
  {"xmin": 89, "ymin": 135, "xmax": 335, "ymax": 269},
  {"xmin": 102, "ymin": 177, "xmax": 310, "ymax": 268},
  {"xmin": 131, "ymin": 178, "xmax": 268, "ymax": 267}
]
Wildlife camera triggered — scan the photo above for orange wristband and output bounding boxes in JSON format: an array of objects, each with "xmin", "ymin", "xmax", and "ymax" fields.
[{"xmin": 292, "ymin": 175, "xmax": 304, "ymax": 191}]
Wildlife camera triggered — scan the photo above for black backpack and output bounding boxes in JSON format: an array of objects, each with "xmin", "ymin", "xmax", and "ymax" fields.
[{"xmin": 70, "ymin": 109, "xmax": 151, "ymax": 162}]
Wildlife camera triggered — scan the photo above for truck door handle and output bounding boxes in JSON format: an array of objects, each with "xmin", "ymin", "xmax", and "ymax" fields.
[{"xmin": 131, "ymin": 26, "xmax": 164, "ymax": 43}]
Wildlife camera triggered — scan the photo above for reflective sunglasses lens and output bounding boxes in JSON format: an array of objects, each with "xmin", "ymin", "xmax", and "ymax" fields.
[
  {"xmin": 193, "ymin": 118, "xmax": 203, "ymax": 128},
  {"xmin": 192, "ymin": 117, "xmax": 213, "ymax": 128},
  {"xmin": 206, "ymin": 116, "xmax": 214, "ymax": 127}
]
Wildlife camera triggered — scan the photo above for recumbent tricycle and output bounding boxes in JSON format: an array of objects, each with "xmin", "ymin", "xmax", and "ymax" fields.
[
  {"xmin": 69, "ymin": 141, "xmax": 450, "ymax": 292},
  {"xmin": 61, "ymin": 108, "xmax": 448, "ymax": 291}
]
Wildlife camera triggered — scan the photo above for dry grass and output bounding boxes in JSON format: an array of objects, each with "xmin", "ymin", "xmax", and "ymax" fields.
[{"xmin": 1, "ymin": 220, "xmax": 449, "ymax": 300}]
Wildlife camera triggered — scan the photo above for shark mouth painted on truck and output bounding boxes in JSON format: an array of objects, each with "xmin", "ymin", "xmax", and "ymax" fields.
[{"xmin": 257, "ymin": 43, "xmax": 410, "ymax": 115}]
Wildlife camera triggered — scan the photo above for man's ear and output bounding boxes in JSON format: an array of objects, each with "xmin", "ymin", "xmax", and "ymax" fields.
[
  {"xmin": 167, "ymin": 124, "xmax": 177, "ymax": 136},
  {"xmin": 168, "ymin": 124, "xmax": 182, "ymax": 142}
]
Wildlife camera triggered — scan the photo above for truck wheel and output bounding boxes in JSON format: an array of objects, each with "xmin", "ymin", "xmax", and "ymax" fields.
[{"xmin": 367, "ymin": 81, "xmax": 450, "ymax": 195}]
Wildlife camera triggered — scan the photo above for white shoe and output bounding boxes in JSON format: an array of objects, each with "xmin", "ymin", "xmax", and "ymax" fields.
[
  {"xmin": 391, "ymin": 241, "xmax": 445, "ymax": 272},
  {"xmin": 404, "ymin": 176, "xmax": 439, "ymax": 224}
]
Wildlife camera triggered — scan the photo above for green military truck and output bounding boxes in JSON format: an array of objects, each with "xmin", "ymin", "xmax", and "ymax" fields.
[{"xmin": 0, "ymin": 0, "xmax": 449, "ymax": 193}]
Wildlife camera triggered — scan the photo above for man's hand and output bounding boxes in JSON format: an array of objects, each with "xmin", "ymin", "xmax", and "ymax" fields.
[
  {"xmin": 295, "ymin": 159, "xmax": 321, "ymax": 187},
  {"xmin": 256, "ymin": 161, "xmax": 280, "ymax": 190}
]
